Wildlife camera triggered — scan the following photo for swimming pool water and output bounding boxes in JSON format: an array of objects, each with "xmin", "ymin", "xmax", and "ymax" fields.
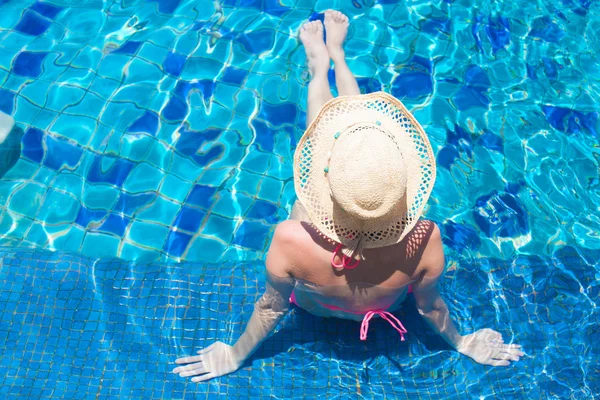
[{"xmin": 0, "ymin": 0, "xmax": 599, "ymax": 398}]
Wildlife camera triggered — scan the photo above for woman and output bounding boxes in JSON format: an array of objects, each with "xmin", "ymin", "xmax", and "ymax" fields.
[{"xmin": 173, "ymin": 10, "xmax": 523, "ymax": 382}]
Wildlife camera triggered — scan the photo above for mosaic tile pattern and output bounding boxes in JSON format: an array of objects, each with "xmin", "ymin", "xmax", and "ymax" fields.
[
  {"xmin": 0, "ymin": 246, "xmax": 598, "ymax": 399},
  {"xmin": 0, "ymin": 0, "xmax": 598, "ymax": 263}
]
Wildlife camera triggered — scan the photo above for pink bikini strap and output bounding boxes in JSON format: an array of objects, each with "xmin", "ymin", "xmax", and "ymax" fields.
[
  {"xmin": 331, "ymin": 243, "xmax": 360, "ymax": 269},
  {"xmin": 360, "ymin": 310, "xmax": 407, "ymax": 341}
]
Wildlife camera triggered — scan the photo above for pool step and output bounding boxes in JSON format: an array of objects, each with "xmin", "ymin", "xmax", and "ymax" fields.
[{"xmin": 0, "ymin": 111, "xmax": 23, "ymax": 180}]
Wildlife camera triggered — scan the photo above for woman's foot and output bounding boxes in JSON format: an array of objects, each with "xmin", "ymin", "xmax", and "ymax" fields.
[
  {"xmin": 299, "ymin": 20, "xmax": 330, "ymax": 77},
  {"xmin": 324, "ymin": 10, "xmax": 349, "ymax": 62}
]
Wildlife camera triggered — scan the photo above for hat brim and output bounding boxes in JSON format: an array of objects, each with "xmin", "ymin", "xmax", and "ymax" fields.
[{"xmin": 293, "ymin": 92, "xmax": 436, "ymax": 250}]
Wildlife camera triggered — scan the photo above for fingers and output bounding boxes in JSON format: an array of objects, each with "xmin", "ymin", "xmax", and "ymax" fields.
[
  {"xmin": 499, "ymin": 343, "xmax": 523, "ymax": 352},
  {"xmin": 173, "ymin": 360, "xmax": 203, "ymax": 374},
  {"xmin": 192, "ymin": 373, "xmax": 216, "ymax": 383},
  {"xmin": 493, "ymin": 352, "xmax": 520, "ymax": 362},
  {"xmin": 488, "ymin": 359, "xmax": 510, "ymax": 367},
  {"xmin": 175, "ymin": 355, "xmax": 202, "ymax": 365}
]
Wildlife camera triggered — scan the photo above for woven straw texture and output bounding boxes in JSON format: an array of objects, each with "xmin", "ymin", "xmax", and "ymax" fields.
[{"xmin": 293, "ymin": 92, "xmax": 436, "ymax": 252}]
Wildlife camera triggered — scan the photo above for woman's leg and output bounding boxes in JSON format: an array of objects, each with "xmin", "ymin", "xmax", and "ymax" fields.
[
  {"xmin": 299, "ymin": 20, "xmax": 333, "ymax": 125},
  {"xmin": 324, "ymin": 10, "xmax": 360, "ymax": 96}
]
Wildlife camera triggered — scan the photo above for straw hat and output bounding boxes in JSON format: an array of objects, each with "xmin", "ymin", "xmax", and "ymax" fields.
[{"xmin": 293, "ymin": 92, "xmax": 436, "ymax": 260}]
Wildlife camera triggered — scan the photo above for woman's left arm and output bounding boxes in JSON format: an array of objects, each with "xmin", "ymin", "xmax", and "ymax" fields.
[{"xmin": 173, "ymin": 223, "xmax": 296, "ymax": 382}]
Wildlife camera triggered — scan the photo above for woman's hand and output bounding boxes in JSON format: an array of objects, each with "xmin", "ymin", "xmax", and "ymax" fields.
[
  {"xmin": 457, "ymin": 328, "xmax": 524, "ymax": 366},
  {"xmin": 173, "ymin": 342, "xmax": 242, "ymax": 382}
]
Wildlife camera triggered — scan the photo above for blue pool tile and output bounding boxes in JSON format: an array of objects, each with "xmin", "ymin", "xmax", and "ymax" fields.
[
  {"xmin": 442, "ymin": 220, "xmax": 481, "ymax": 251},
  {"xmin": 202, "ymin": 214, "xmax": 237, "ymax": 241},
  {"xmin": 473, "ymin": 187, "xmax": 529, "ymax": 238},
  {"xmin": 114, "ymin": 41, "xmax": 142, "ymax": 55},
  {"xmin": 542, "ymin": 105, "xmax": 598, "ymax": 137},
  {"xmin": 485, "ymin": 15, "xmax": 511, "ymax": 53},
  {"xmin": 252, "ymin": 120, "xmax": 274, "ymax": 152},
  {"xmin": 136, "ymin": 196, "xmax": 180, "ymax": 224},
  {"xmin": 75, "ymin": 206, "xmax": 107, "ymax": 228},
  {"xmin": 123, "ymin": 163, "xmax": 163, "ymax": 193},
  {"xmin": 36, "ymin": 189, "xmax": 80, "ymax": 224},
  {"xmin": 528, "ymin": 16, "xmax": 564, "ymax": 43},
  {"xmin": 233, "ymin": 220, "xmax": 271, "ymax": 251},
  {"xmin": 185, "ymin": 236, "xmax": 227, "ymax": 261},
  {"xmin": 114, "ymin": 192, "xmax": 156, "ymax": 217},
  {"xmin": 21, "ymin": 128, "xmax": 45, "ymax": 164},
  {"xmin": 80, "ymin": 232, "xmax": 120, "ymax": 258},
  {"xmin": 97, "ymin": 214, "xmax": 130, "ymax": 237},
  {"xmin": 258, "ymin": 101, "xmax": 297, "ymax": 127},
  {"xmin": 246, "ymin": 199, "xmax": 279, "ymax": 223},
  {"xmin": 0, "ymin": 89, "xmax": 16, "ymax": 115},
  {"xmin": 162, "ymin": 96, "xmax": 188, "ymax": 122},
  {"xmin": 163, "ymin": 51, "xmax": 186, "ymax": 77},
  {"xmin": 13, "ymin": 51, "xmax": 48, "ymax": 78},
  {"xmin": 8, "ymin": 183, "xmax": 45, "ymax": 216},
  {"xmin": 14, "ymin": 10, "xmax": 51, "ymax": 36},
  {"xmin": 236, "ymin": 30, "xmax": 275, "ymax": 55},
  {"xmin": 128, "ymin": 221, "xmax": 168, "ymax": 249},
  {"xmin": 87, "ymin": 154, "xmax": 135, "ymax": 187},
  {"xmin": 147, "ymin": 0, "xmax": 182, "ymax": 14},
  {"xmin": 221, "ymin": 67, "xmax": 248, "ymax": 85},
  {"xmin": 162, "ymin": 230, "xmax": 192, "ymax": 258},
  {"xmin": 160, "ymin": 174, "xmax": 193, "ymax": 203},
  {"xmin": 43, "ymin": 135, "xmax": 83, "ymax": 171},
  {"xmin": 172, "ymin": 206, "xmax": 206, "ymax": 232},
  {"xmin": 257, "ymin": 176, "xmax": 283, "ymax": 203},
  {"xmin": 185, "ymin": 184, "xmax": 217, "ymax": 209},
  {"xmin": 81, "ymin": 182, "xmax": 119, "ymax": 209},
  {"xmin": 127, "ymin": 111, "xmax": 159, "ymax": 136},
  {"xmin": 476, "ymin": 130, "xmax": 504, "ymax": 153},
  {"xmin": 30, "ymin": 1, "xmax": 63, "ymax": 19}
]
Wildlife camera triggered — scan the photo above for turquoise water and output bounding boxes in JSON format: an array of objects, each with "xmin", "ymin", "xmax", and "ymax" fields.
[{"xmin": 0, "ymin": 0, "xmax": 599, "ymax": 398}]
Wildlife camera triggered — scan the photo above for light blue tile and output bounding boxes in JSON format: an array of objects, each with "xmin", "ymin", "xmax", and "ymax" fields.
[
  {"xmin": 82, "ymin": 183, "xmax": 119, "ymax": 209},
  {"xmin": 24, "ymin": 222, "xmax": 50, "ymax": 246},
  {"xmin": 212, "ymin": 191, "xmax": 253, "ymax": 219},
  {"xmin": 0, "ymin": 212, "xmax": 33, "ymax": 240},
  {"xmin": 81, "ymin": 232, "xmax": 121, "ymax": 259},
  {"xmin": 136, "ymin": 196, "xmax": 180, "ymax": 225},
  {"xmin": 97, "ymin": 54, "xmax": 130, "ymax": 80},
  {"xmin": 72, "ymin": 45, "xmax": 103, "ymax": 70},
  {"xmin": 160, "ymin": 174, "xmax": 193, "ymax": 203},
  {"xmin": 20, "ymin": 80, "xmax": 52, "ymax": 107},
  {"xmin": 148, "ymin": 27, "xmax": 178, "ymax": 48},
  {"xmin": 52, "ymin": 173, "xmax": 84, "ymax": 194},
  {"xmin": 65, "ymin": 91, "xmax": 106, "ymax": 118},
  {"xmin": 111, "ymin": 84, "xmax": 155, "ymax": 108},
  {"xmin": 144, "ymin": 140, "xmax": 170, "ymax": 170},
  {"xmin": 120, "ymin": 133, "xmax": 156, "ymax": 162},
  {"xmin": 33, "ymin": 167, "xmax": 57, "ymax": 186},
  {"xmin": 51, "ymin": 225, "xmax": 85, "ymax": 253},
  {"xmin": 36, "ymin": 189, "xmax": 80, "ymax": 224},
  {"xmin": 257, "ymin": 176, "xmax": 284, "ymax": 204},
  {"xmin": 138, "ymin": 42, "xmax": 169, "ymax": 65},
  {"xmin": 198, "ymin": 168, "xmax": 232, "ymax": 187},
  {"xmin": 213, "ymin": 83, "xmax": 238, "ymax": 110},
  {"xmin": 232, "ymin": 169, "xmax": 262, "ymax": 197},
  {"xmin": 50, "ymin": 114, "xmax": 96, "ymax": 145},
  {"xmin": 56, "ymin": 67, "xmax": 95, "ymax": 89},
  {"xmin": 31, "ymin": 109, "xmax": 59, "ymax": 131},
  {"xmin": 174, "ymin": 30, "xmax": 201, "ymax": 55},
  {"xmin": 202, "ymin": 214, "xmax": 237, "ymax": 242},
  {"xmin": 240, "ymin": 151, "xmax": 271, "ymax": 174},
  {"xmin": 100, "ymin": 101, "xmax": 144, "ymax": 132},
  {"xmin": 45, "ymin": 84, "xmax": 86, "ymax": 112},
  {"xmin": 185, "ymin": 235, "xmax": 227, "ymax": 262},
  {"xmin": 13, "ymin": 96, "xmax": 41, "ymax": 126},
  {"xmin": 119, "ymin": 242, "xmax": 160, "ymax": 262},
  {"xmin": 8, "ymin": 183, "xmax": 46, "ymax": 216},
  {"xmin": 123, "ymin": 163, "xmax": 163, "ymax": 193},
  {"xmin": 169, "ymin": 153, "xmax": 203, "ymax": 182},
  {"xmin": 180, "ymin": 57, "xmax": 223, "ymax": 81},
  {"xmin": 2, "ymin": 158, "xmax": 40, "ymax": 180},
  {"xmin": 127, "ymin": 221, "xmax": 168, "ymax": 249},
  {"xmin": 88, "ymin": 76, "xmax": 121, "ymax": 100},
  {"xmin": 124, "ymin": 58, "xmax": 163, "ymax": 85}
]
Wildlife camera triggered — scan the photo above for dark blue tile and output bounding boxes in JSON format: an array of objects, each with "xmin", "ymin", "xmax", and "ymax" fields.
[
  {"xmin": 526, "ymin": 63, "xmax": 537, "ymax": 80},
  {"xmin": 43, "ymin": 135, "xmax": 83, "ymax": 171},
  {"xmin": 185, "ymin": 184, "xmax": 217, "ymax": 209},
  {"xmin": 114, "ymin": 192, "xmax": 155, "ymax": 216},
  {"xmin": 436, "ymin": 145, "xmax": 459, "ymax": 170},
  {"xmin": 473, "ymin": 188, "xmax": 529, "ymax": 238},
  {"xmin": 472, "ymin": 14, "xmax": 484, "ymax": 52},
  {"xmin": 542, "ymin": 105, "xmax": 598, "ymax": 137},
  {"xmin": 14, "ymin": 10, "xmax": 51, "ymax": 36},
  {"xmin": 13, "ymin": 51, "xmax": 48, "ymax": 78},
  {"xmin": 420, "ymin": 16, "xmax": 451, "ymax": 37},
  {"xmin": 477, "ymin": 130, "xmax": 503, "ymax": 153},
  {"xmin": 193, "ymin": 144, "xmax": 223, "ymax": 167},
  {"xmin": 356, "ymin": 77, "xmax": 383, "ymax": 94},
  {"xmin": 453, "ymin": 65, "xmax": 491, "ymax": 111},
  {"xmin": 175, "ymin": 127, "xmax": 223, "ymax": 167},
  {"xmin": 258, "ymin": 101, "xmax": 297, "ymax": 127},
  {"xmin": 236, "ymin": 30, "xmax": 275, "ymax": 54},
  {"xmin": 147, "ymin": 0, "xmax": 181, "ymax": 14},
  {"xmin": 247, "ymin": 200, "xmax": 278, "ymax": 223},
  {"xmin": 442, "ymin": 220, "xmax": 481, "ymax": 251},
  {"xmin": 75, "ymin": 206, "xmax": 107, "ymax": 228},
  {"xmin": 251, "ymin": 120, "xmax": 274, "ymax": 152},
  {"xmin": 30, "ymin": 1, "xmax": 63, "ymax": 19},
  {"xmin": 485, "ymin": 15, "xmax": 510, "ymax": 53},
  {"xmin": 163, "ymin": 51, "xmax": 186, "ymax": 77},
  {"xmin": 97, "ymin": 214, "xmax": 130, "ymax": 236},
  {"xmin": 446, "ymin": 124, "xmax": 472, "ymax": 157},
  {"xmin": 0, "ymin": 89, "xmax": 15, "ymax": 115},
  {"xmin": 87, "ymin": 154, "xmax": 135, "ymax": 187},
  {"xmin": 172, "ymin": 206, "xmax": 205, "ymax": 232},
  {"xmin": 127, "ymin": 111, "xmax": 159, "ymax": 136},
  {"xmin": 233, "ymin": 220, "xmax": 270, "ymax": 250},
  {"xmin": 114, "ymin": 41, "xmax": 142, "ymax": 55},
  {"xmin": 391, "ymin": 72, "xmax": 433, "ymax": 100},
  {"xmin": 542, "ymin": 57, "xmax": 559, "ymax": 81},
  {"xmin": 528, "ymin": 16, "xmax": 564, "ymax": 43},
  {"xmin": 163, "ymin": 230, "xmax": 192, "ymax": 257},
  {"xmin": 21, "ymin": 127, "xmax": 44, "ymax": 163},
  {"xmin": 221, "ymin": 67, "xmax": 248, "ymax": 85},
  {"xmin": 162, "ymin": 96, "xmax": 188, "ymax": 122}
]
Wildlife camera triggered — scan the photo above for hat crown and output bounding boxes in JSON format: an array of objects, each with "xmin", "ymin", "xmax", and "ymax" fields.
[{"xmin": 328, "ymin": 125, "xmax": 407, "ymax": 220}]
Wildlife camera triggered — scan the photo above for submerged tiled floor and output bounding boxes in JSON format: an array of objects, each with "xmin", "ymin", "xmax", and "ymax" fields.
[{"xmin": 0, "ymin": 246, "xmax": 598, "ymax": 399}]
